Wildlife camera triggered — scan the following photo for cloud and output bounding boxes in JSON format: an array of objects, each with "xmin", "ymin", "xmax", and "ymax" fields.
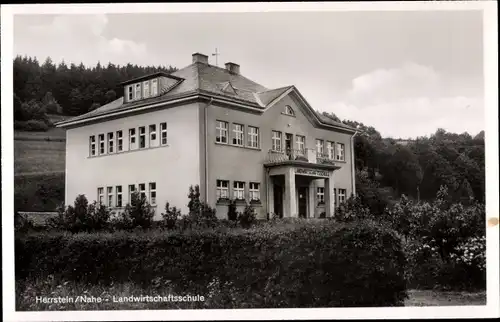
[
  {"xmin": 325, "ymin": 63, "xmax": 484, "ymax": 138},
  {"xmin": 17, "ymin": 14, "xmax": 148, "ymax": 66}
]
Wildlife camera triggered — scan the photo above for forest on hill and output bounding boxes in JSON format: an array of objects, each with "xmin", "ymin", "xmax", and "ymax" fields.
[{"xmin": 13, "ymin": 56, "xmax": 485, "ymax": 209}]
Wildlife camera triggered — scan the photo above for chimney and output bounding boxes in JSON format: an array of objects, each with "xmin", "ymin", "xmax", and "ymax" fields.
[
  {"xmin": 192, "ymin": 52, "xmax": 208, "ymax": 64},
  {"xmin": 225, "ymin": 62, "xmax": 240, "ymax": 75}
]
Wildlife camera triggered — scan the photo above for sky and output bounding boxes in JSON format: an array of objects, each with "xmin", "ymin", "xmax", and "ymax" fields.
[{"xmin": 13, "ymin": 10, "xmax": 485, "ymax": 139}]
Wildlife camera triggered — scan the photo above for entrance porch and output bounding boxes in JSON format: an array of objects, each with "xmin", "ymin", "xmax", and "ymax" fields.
[{"xmin": 265, "ymin": 149, "xmax": 342, "ymax": 218}]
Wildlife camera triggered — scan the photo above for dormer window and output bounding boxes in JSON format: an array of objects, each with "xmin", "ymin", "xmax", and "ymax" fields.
[
  {"xmin": 151, "ymin": 79, "xmax": 158, "ymax": 96},
  {"xmin": 284, "ymin": 105, "xmax": 295, "ymax": 116},
  {"xmin": 135, "ymin": 83, "xmax": 142, "ymax": 100},
  {"xmin": 127, "ymin": 86, "xmax": 133, "ymax": 101},
  {"xmin": 143, "ymin": 81, "xmax": 150, "ymax": 98}
]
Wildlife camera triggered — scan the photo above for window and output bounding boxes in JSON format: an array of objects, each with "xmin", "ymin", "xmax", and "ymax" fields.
[
  {"xmin": 149, "ymin": 124, "xmax": 157, "ymax": 147},
  {"xmin": 135, "ymin": 83, "xmax": 141, "ymax": 100},
  {"xmin": 139, "ymin": 126, "xmax": 146, "ymax": 149},
  {"xmin": 117, "ymin": 131, "xmax": 123, "ymax": 152},
  {"xmin": 233, "ymin": 181, "xmax": 245, "ymax": 199},
  {"xmin": 107, "ymin": 186, "xmax": 113, "ymax": 207},
  {"xmin": 143, "ymin": 81, "xmax": 150, "ymax": 98},
  {"xmin": 128, "ymin": 184, "xmax": 136, "ymax": 203},
  {"xmin": 139, "ymin": 183, "xmax": 146, "ymax": 200},
  {"xmin": 296, "ymin": 135, "xmax": 305, "ymax": 155},
  {"xmin": 272, "ymin": 131, "xmax": 282, "ymax": 152},
  {"xmin": 149, "ymin": 182, "xmax": 156, "ymax": 205},
  {"xmin": 316, "ymin": 139, "xmax": 324, "ymax": 156},
  {"xmin": 249, "ymin": 182, "xmax": 260, "ymax": 201},
  {"xmin": 317, "ymin": 187, "xmax": 325, "ymax": 205},
  {"xmin": 232, "ymin": 123, "xmax": 244, "ymax": 146},
  {"xmin": 127, "ymin": 86, "xmax": 133, "ymax": 101},
  {"xmin": 98, "ymin": 134, "xmax": 105, "ymax": 155},
  {"xmin": 336, "ymin": 143, "xmax": 345, "ymax": 161},
  {"xmin": 216, "ymin": 121, "xmax": 228, "ymax": 143},
  {"xmin": 284, "ymin": 105, "xmax": 295, "ymax": 116},
  {"xmin": 151, "ymin": 79, "xmax": 158, "ymax": 96},
  {"xmin": 216, "ymin": 180, "xmax": 229, "ymax": 200},
  {"xmin": 129, "ymin": 128, "xmax": 137, "ymax": 150},
  {"xmin": 116, "ymin": 186, "xmax": 123, "ymax": 207},
  {"xmin": 247, "ymin": 126, "xmax": 259, "ymax": 148},
  {"xmin": 89, "ymin": 135, "xmax": 96, "ymax": 156},
  {"xmin": 107, "ymin": 132, "xmax": 114, "ymax": 154},
  {"xmin": 160, "ymin": 122, "xmax": 167, "ymax": 146},
  {"xmin": 97, "ymin": 187, "xmax": 104, "ymax": 205},
  {"xmin": 338, "ymin": 188, "xmax": 346, "ymax": 204},
  {"xmin": 327, "ymin": 141, "xmax": 334, "ymax": 159}
]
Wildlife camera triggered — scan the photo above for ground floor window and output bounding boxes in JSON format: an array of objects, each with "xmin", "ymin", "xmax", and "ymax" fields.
[
  {"xmin": 249, "ymin": 182, "xmax": 260, "ymax": 201},
  {"xmin": 338, "ymin": 188, "xmax": 346, "ymax": 204},
  {"xmin": 116, "ymin": 185, "xmax": 123, "ymax": 207},
  {"xmin": 317, "ymin": 187, "xmax": 325, "ymax": 205},
  {"xmin": 149, "ymin": 182, "xmax": 156, "ymax": 205},
  {"xmin": 216, "ymin": 180, "xmax": 229, "ymax": 200},
  {"xmin": 128, "ymin": 184, "xmax": 136, "ymax": 203},
  {"xmin": 233, "ymin": 181, "xmax": 245, "ymax": 200},
  {"xmin": 97, "ymin": 187, "xmax": 104, "ymax": 205},
  {"xmin": 139, "ymin": 183, "xmax": 146, "ymax": 200}
]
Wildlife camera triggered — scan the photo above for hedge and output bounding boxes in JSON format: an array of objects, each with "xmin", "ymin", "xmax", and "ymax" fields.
[
  {"xmin": 14, "ymin": 173, "xmax": 65, "ymax": 212},
  {"xmin": 15, "ymin": 220, "xmax": 407, "ymax": 308}
]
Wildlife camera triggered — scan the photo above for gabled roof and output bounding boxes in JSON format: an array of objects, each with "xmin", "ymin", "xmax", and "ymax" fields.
[{"xmin": 56, "ymin": 60, "xmax": 356, "ymax": 134}]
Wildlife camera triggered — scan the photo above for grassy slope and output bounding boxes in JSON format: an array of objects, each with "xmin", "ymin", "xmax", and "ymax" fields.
[{"xmin": 15, "ymin": 140, "xmax": 66, "ymax": 174}]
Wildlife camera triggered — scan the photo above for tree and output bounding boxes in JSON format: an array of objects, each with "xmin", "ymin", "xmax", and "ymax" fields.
[
  {"xmin": 105, "ymin": 89, "xmax": 117, "ymax": 103},
  {"xmin": 41, "ymin": 91, "xmax": 63, "ymax": 114},
  {"xmin": 89, "ymin": 103, "xmax": 101, "ymax": 112}
]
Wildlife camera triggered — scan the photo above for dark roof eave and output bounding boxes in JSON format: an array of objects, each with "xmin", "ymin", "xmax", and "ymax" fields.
[{"xmin": 119, "ymin": 72, "xmax": 184, "ymax": 86}]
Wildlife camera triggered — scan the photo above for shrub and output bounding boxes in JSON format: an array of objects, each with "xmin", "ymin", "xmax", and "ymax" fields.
[
  {"xmin": 161, "ymin": 202, "xmax": 181, "ymax": 230},
  {"xmin": 237, "ymin": 204, "xmax": 256, "ymax": 228},
  {"xmin": 187, "ymin": 185, "xmax": 202, "ymax": 213},
  {"xmin": 14, "ymin": 212, "xmax": 35, "ymax": 233},
  {"xmin": 334, "ymin": 195, "xmax": 372, "ymax": 222},
  {"xmin": 47, "ymin": 195, "xmax": 110, "ymax": 232},
  {"xmin": 227, "ymin": 200, "xmax": 238, "ymax": 221},
  {"xmin": 15, "ymin": 220, "xmax": 407, "ymax": 308},
  {"xmin": 117, "ymin": 192, "xmax": 155, "ymax": 229}
]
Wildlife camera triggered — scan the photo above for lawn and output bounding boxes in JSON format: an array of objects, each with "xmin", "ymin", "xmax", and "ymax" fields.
[
  {"xmin": 405, "ymin": 289, "xmax": 486, "ymax": 306},
  {"xmin": 14, "ymin": 139, "xmax": 66, "ymax": 175}
]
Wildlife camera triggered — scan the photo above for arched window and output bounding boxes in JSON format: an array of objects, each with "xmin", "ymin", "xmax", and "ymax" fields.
[{"xmin": 284, "ymin": 105, "xmax": 295, "ymax": 116}]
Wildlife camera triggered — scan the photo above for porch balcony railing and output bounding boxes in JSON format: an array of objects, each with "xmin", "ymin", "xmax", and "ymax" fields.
[{"xmin": 266, "ymin": 148, "xmax": 339, "ymax": 166}]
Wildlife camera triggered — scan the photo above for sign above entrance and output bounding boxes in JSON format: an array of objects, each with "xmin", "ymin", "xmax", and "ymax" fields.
[{"xmin": 296, "ymin": 168, "xmax": 329, "ymax": 177}]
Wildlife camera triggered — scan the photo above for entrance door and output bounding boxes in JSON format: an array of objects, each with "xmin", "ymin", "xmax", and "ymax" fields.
[
  {"xmin": 285, "ymin": 133, "xmax": 293, "ymax": 159},
  {"xmin": 273, "ymin": 184, "xmax": 284, "ymax": 218},
  {"xmin": 298, "ymin": 187, "xmax": 307, "ymax": 218}
]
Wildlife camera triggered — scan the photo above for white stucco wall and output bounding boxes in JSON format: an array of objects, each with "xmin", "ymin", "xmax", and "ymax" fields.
[{"xmin": 64, "ymin": 103, "xmax": 201, "ymax": 219}]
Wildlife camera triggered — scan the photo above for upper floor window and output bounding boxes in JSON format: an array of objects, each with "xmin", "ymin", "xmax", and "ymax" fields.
[
  {"xmin": 284, "ymin": 105, "xmax": 295, "ymax": 116},
  {"xmin": 135, "ymin": 83, "xmax": 142, "ymax": 100},
  {"xmin": 233, "ymin": 181, "xmax": 245, "ymax": 200},
  {"xmin": 98, "ymin": 134, "xmax": 105, "ymax": 155},
  {"xmin": 326, "ymin": 141, "xmax": 335, "ymax": 159},
  {"xmin": 149, "ymin": 124, "xmax": 158, "ymax": 147},
  {"xmin": 151, "ymin": 79, "xmax": 158, "ymax": 96},
  {"xmin": 116, "ymin": 131, "xmax": 123, "ymax": 152},
  {"xmin": 317, "ymin": 187, "xmax": 325, "ymax": 205},
  {"xmin": 107, "ymin": 132, "xmax": 114, "ymax": 154},
  {"xmin": 336, "ymin": 143, "xmax": 345, "ymax": 161},
  {"xmin": 89, "ymin": 135, "xmax": 96, "ymax": 157},
  {"xmin": 232, "ymin": 123, "xmax": 244, "ymax": 146},
  {"xmin": 216, "ymin": 121, "xmax": 228, "ymax": 144},
  {"xmin": 143, "ymin": 81, "xmax": 150, "ymax": 98},
  {"xmin": 160, "ymin": 122, "xmax": 168, "ymax": 146},
  {"xmin": 296, "ymin": 135, "xmax": 305, "ymax": 155},
  {"xmin": 248, "ymin": 126, "xmax": 259, "ymax": 148},
  {"xmin": 316, "ymin": 139, "xmax": 324, "ymax": 156},
  {"xmin": 129, "ymin": 128, "xmax": 137, "ymax": 150},
  {"xmin": 139, "ymin": 126, "xmax": 146, "ymax": 149},
  {"xmin": 216, "ymin": 180, "xmax": 229, "ymax": 200},
  {"xmin": 272, "ymin": 131, "xmax": 282, "ymax": 152}
]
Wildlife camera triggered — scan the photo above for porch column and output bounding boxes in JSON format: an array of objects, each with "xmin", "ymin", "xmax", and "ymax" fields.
[
  {"xmin": 324, "ymin": 171, "xmax": 335, "ymax": 218},
  {"xmin": 308, "ymin": 180, "xmax": 316, "ymax": 218},
  {"xmin": 268, "ymin": 175, "xmax": 275, "ymax": 217},
  {"xmin": 284, "ymin": 167, "xmax": 297, "ymax": 218}
]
